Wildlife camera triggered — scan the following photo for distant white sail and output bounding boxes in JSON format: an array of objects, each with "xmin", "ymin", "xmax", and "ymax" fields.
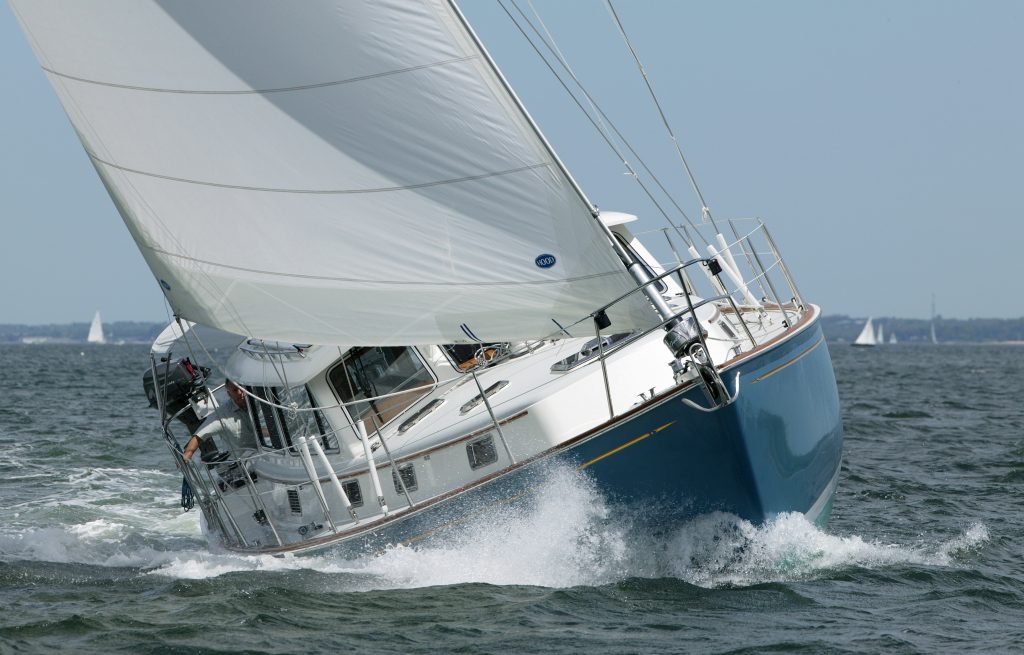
[
  {"xmin": 889, "ymin": 332, "xmax": 898, "ymax": 344},
  {"xmin": 930, "ymin": 322, "xmax": 939, "ymax": 345},
  {"xmin": 87, "ymin": 311, "xmax": 106, "ymax": 344},
  {"xmin": 876, "ymin": 323, "xmax": 884, "ymax": 344},
  {"xmin": 853, "ymin": 317, "xmax": 876, "ymax": 347},
  {"xmin": 10, "ymin": 0, "xmax": 656, "ymax": 346}
]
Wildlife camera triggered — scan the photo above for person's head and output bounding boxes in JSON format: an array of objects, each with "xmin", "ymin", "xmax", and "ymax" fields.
[{"xmin": 225, "ymin": 379, "xmax": 246, "ymax": 408}]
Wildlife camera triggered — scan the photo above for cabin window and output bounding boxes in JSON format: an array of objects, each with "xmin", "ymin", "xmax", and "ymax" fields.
[
  {"xmin": 246, "ymin": 385, "xmax": 334, "ymax": 455},
  {"xmin": 327, "ymin": 347, "xmax": 434, "ymax": 428},
  {"xmin": 247, "ymin": 386, "xmax": 291, "ymax": 452},
  {"xmin": 467, "ymin": 435, "xmax": 498, "ymax": 470},
  {"xmin": 342, "ymin": 480, "xmax": 363, "ymax": 508},
  {"xmin": 277, "ymin": 385, "xmax": 336, "ymax": 452},
  {"xmin": 442, "ymin": 343, "xmax": 505, "ymax": 371},
  {"xmin": 392, "ymin": 463, "xmax": 418, "ymax": 493},
  {"xmin": 613, "ymin": 233, "xmax": 667, "ymax": 294}
]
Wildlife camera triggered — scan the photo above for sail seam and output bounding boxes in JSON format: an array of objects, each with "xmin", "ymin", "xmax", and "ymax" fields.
[
  {"xmin": 89, "ymin": 153, "xmax": 551, "ymax": 195},
  {"xmin": 145, "ymin": 245, "xmax": 623, "ymax": 287},
  {"xmin": 39, "ymin": 56, "xmax": 479, "ymax": 95}
]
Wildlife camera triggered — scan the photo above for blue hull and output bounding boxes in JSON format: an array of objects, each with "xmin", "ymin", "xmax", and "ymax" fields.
[
  {"xmin": 570, "ymin": 314, "xmax": 842, "ymax": 526},
  {"xmin": 259, "ymin": 313, "xmax": 843, "ymax": 556}
]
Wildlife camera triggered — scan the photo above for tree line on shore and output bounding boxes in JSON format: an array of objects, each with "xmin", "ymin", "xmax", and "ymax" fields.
[
  {"xmin": 821, "ymin": 315, "xmax": 1024, "ymax": 343},
  {"xmin": 0, "ymin": 316, "xmax": 1022, "ymax": 344}
]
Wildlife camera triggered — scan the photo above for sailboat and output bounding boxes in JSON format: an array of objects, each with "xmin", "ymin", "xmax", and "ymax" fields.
[
  {"xmin": 86, "ymin": 311, "xmax": 106, "ymax": 345},
  {"xmin": 889, "ymin": 332, "xmax": 898, "ymax": 344},
  {"xmin": 11, "ymin": 1, "xmax": 843, "ymax": 557},
  {"xmin": 853, "ymin": 317, "xmax": 877, "ymax": 347},
  {"xmin": 876, "ymin": 323, "xmax": 884, "ymax": 345}
]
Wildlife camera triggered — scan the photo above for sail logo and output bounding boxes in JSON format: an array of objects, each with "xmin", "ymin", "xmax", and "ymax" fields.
[{"xmin": 535, "ymin": 254, "xmax": 557, "ymax": 269}]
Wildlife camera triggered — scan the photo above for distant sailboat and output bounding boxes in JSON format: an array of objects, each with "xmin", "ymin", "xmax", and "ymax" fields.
[
  {"xmin": 876, "ymin": 323, "xmax": 884, "ymax": 344},
  {"xmin": 889, "ymin": 332, "xmax": 898, "ymax": 344},
  {"xmin": 853, "ymin": 317, "xmax": 877, "ymax": 347},
  {"xmin": 87, "ymin": 311, "xmax": 106, "ymax": 344},
  {"xmin": 930, "ymin": 295, "xmax": 939, "ymax": 344}
]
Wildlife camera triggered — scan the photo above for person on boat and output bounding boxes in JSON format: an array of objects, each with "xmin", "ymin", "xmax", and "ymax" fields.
[{"xmin": 182, "ymin": 379, "xmax": 257, "ymax": 463}]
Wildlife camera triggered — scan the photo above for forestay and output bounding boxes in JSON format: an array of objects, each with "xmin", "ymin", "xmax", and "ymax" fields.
[{"xmin": 11, "ymin": 0, "xmax": 657, "ymax": 345}]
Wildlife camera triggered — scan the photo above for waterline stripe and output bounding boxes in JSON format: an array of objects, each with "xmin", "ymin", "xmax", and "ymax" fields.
[{"xmin": 579, "ymin": 421, "xmax": 676, "ymax": 470}]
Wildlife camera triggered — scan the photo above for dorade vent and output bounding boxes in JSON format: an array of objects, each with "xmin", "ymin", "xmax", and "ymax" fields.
[
  {"xmin": 342, "ymin": 480, "xmax": 363, "ymax": 508},
  {"xmin": 287, "ymin": 488, "xmax": 302, "ymax": 514},
  {"xmin": 392, "ymin": 464, "xmax": 418, "ymax": 493},
  {"xmin": 459, "ymin": 380, "xmax": 510, "ymax": 414},
  {"xmin": 398, "ymin": 399, "xmax": 446, "ymax": 434},
  {"xmin": 467, "ymin": 435, "xmax": 498, "ymax": 470}
]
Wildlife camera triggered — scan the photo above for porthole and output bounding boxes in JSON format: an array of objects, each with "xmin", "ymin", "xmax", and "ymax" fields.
[
  {"xmin": 392, "ymin": 464, "xmax": 418, "ymax": 493},
  {"xmin": 467, "ymin": 435, "xmax": 498, "ymax": 470}
]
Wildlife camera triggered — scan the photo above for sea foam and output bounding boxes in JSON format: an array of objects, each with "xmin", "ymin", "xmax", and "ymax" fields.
[{"xmin": 2, "ymin": 463, "xmax": 990, "ymax": 590}]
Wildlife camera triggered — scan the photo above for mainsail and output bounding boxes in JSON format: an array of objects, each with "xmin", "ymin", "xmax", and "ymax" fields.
[
  {"xmin": 853, "ymin": 317, "xmax": 876, "ymax": 346},
  {"xmin": 87, "ymin": 311, "xmax": 105, "ymax": 344},
  {"xmin": 10, "ymin": 0, "xmax": 656, "ymax": 345}
]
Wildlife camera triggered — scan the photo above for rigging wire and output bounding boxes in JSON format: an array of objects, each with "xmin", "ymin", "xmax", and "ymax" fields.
[
  {"xmin": 497, "ymin": 0, "xmax": 708, "ymax": 247},
  {"xmin": 519, "ymin": 0, "xmax": 702, "ymax": 242},
  {"xmin": 603, "ymin": 0, "xmax": 719, "ymax": 232}
]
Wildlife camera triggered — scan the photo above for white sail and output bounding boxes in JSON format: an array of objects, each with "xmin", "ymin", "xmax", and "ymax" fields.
[
  {"xmin": 930, "ymin": 322, "xmax": 939, "ymax": 344},
  {"xmin": 889, "ymin": 332, "xmax": 898, "ymax": 344},
  {"xmin": 9, "ymin": 0, "xmax": 656, "ymax": 346},
  {"xmin": 876, "ymin": 323, "xmax": 884, "ymax": 343},
  {"xmin": 87, "ymin": 311, "xmax": 106, "ymax": 344},
  {"xmin": 853, "ymin": 317, "xmax": 876, "ymax": 346}
]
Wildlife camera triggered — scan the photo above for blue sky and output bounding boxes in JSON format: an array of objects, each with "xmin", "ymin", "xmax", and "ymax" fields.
[{"xmin": 2, "ymin": 1, "xmax": 1021, "ymax": 323}]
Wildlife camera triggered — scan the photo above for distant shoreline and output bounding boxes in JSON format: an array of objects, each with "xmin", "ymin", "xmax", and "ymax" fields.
[{"xmin": 1, "ymin": 315, "xmax": 1022, "ymax": 345}]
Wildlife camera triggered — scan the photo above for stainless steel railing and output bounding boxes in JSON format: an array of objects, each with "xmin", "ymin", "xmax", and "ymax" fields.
[{"xmin": 152, "ymin": 218, "xmax": 804, "ymax": 549}]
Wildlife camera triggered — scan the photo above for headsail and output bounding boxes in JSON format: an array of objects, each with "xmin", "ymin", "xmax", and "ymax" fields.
[{"xmin": 10, "ymin": 0, "xmax": 656, "ymax": 345}]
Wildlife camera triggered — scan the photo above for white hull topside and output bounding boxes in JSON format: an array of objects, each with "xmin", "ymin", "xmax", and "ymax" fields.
[
  {"xmin": 175, "ymin": 302, "xmax": 809, "ymax": 555},
  {"xmin": 153, "ymin": 220, "xmax": 832, "ymax": 556}
]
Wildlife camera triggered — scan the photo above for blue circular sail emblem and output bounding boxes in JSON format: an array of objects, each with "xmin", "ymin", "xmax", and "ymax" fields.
[
  {"xmin": 159, "ymin": 279, "xmax": 172, "ymax": 291},
  {"xmin": 535, "ymin": 254, "xmax": 557, "ymax": 269}
]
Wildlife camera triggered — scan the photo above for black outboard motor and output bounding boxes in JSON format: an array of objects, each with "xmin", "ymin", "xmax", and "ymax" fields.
[{"xmin": 142, "ymin": 357, "xmax": 211, "ymax": 433}]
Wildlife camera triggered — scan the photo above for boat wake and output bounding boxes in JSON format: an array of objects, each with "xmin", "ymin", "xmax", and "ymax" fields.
[
  {"xmin": 659, "ymin": 511, "xmax": 989, "ymax": 588},
  {"xmin": 0, "ymin": 464, "xmax": 988, "ymax": 589}
]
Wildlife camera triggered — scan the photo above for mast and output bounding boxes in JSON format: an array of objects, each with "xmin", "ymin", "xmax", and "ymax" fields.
[{"xmin": 447, "ymin": 1, "xmax": 686, "ymax": 334}]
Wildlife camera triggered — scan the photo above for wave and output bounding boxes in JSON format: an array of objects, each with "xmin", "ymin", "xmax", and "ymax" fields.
[{"xmin": 0, "ymin": 464, "xmax": 990, "ymax": 590}]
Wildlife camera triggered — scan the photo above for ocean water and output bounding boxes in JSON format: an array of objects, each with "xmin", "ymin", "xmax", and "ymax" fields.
[{"xmin": 0, "ymin": 343, "xmax": 1021, "ymax": 654}]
